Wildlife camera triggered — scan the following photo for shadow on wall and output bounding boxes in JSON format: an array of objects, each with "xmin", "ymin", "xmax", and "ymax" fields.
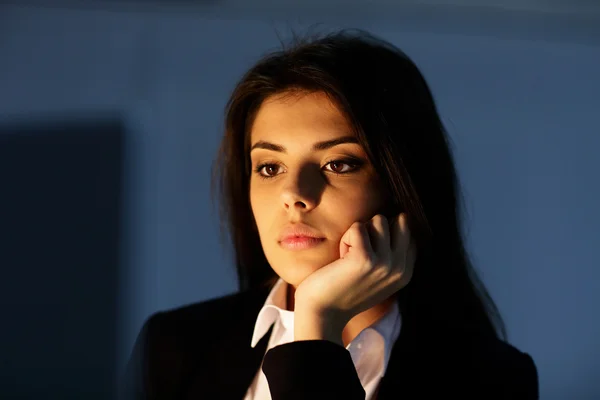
[{"xmin": 0, "ymin": 116, "xmax": 124, "ymax": 399}]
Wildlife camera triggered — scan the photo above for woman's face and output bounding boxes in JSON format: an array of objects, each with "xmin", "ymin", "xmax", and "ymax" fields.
[{"xmin": 249, "ymin": 91, "xmax": 386, "ymax": 288}]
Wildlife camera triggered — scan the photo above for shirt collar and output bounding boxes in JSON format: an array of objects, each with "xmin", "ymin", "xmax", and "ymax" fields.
[
  {"xmin": 250, "ymin": 278, "xmax": 291, "ymax": 348},
  {"xmin": 250, "ymin": 277, "xmax": 402, "ymax": 364}
]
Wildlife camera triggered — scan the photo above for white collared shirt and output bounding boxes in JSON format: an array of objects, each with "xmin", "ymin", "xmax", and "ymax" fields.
[{"xmin": 243, "ymin": 278, "xmax": 402, "ymax": 400}]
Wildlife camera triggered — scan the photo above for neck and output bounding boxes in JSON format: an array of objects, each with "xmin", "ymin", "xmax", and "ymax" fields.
[{"xmin": 287, "ymin": 284, "xmax": 396, "ymax": 347}]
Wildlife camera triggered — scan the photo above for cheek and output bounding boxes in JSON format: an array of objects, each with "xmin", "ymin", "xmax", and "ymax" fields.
[
  {"xmin": 249, "ymin": 185, "xmax": 272, "ymax": 235},
  {"xmin": 326, "ymin": 184, "xmax": 386, "ymax": 223}
]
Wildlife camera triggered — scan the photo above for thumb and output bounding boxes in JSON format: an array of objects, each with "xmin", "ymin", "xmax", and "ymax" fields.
[
  {"xmin": 339, "ymin": 222, "xmax": 373, "ymax": 260},
  {"xmin": 340, "ymin": 239, "xmax": 350, "ymax": 259}
]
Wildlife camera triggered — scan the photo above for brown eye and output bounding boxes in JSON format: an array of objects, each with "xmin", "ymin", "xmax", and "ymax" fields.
[
  {"xmin": 329, "ymin": 161, "xmax": 346, "ymax": 173},
  {"xmin": 325, "ymin": 160, "xmax": 357, "ymax": 174},
  {"xmin": 255, "ymin": 163, "xmax": 282, "ymax": 178},
  {"xmin": 263, "ymin": 165, "xmax": 278, "ymax": 176}
]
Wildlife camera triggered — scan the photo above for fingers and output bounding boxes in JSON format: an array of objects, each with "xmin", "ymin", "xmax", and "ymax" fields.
[
  {"xmin": 367, "ymin": 214, "xmax": 390, "ymax": 256},
  {"xmin": 393, "ymin": 213, "xmax": 416, "ymax": 288},
  {"xmin": 367, "ymin": 213, "xmax": 415, "ymax": 290},
  {"xmin": 341, "ymin": 214, "xmax": 412, "ymax": 267},
  {"xmin": 392, "ymin": 213, "xmax": 411, "ymax": 253},
  {"xmin": 339, "ymin": 213, "xmax": 416, "ymax": 291}
]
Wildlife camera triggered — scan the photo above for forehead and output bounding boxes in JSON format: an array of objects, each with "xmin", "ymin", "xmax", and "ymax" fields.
[{"xmin": 250, "ymin": 91, "xmax": 353, "ymax": 145}]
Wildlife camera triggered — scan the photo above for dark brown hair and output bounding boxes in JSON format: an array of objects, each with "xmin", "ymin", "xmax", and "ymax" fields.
[{"xmin": 211, "ymin": 29, "xmax": 506, "ymax": 340}]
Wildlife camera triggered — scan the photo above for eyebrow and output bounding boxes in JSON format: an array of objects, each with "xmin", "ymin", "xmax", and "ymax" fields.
[{"xmin": 250, "ymin": 136, "xmax": 359, "ymax": 153}]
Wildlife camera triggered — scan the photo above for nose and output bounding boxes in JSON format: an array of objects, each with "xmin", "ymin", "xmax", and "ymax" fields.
[{"xmin": 280, "ymin": 167, "xmax": 321, "ymax": 214}]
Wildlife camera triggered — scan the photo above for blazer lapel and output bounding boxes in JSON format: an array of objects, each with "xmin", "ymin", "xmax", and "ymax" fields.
[
  {"xmin": 221, "ymin": 323, "xmax": 273, "ymax": 399},
  {"xmin": 183, "ymin": 286, "xmax": 274, "ymax": 400}
]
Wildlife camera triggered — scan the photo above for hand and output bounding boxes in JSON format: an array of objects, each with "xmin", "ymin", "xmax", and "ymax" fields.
[{"xmin": 294, "ymin": 213, "xmax": 416, "ymax": 346}]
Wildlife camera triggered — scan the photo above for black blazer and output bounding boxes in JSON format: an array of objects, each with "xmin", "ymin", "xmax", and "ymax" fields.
[{"xmin": 121, "ymin": 285, "xmax": 539, "ymax": 400}]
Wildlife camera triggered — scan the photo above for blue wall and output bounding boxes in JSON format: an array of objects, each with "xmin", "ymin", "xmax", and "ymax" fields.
[{"xmin": 1, "ymin": 3, "xmax": 599, "ymax": 398}]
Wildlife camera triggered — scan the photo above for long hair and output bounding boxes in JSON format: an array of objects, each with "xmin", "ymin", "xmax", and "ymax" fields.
[{"xmin": 211, "ymin": 29, "xmax": 506, "ymax": 340}]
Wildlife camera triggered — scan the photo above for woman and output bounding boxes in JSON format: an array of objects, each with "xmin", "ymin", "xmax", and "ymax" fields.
[{"xmin": 122, "ymin": 29, "xmax": 538, "ymax": 399}]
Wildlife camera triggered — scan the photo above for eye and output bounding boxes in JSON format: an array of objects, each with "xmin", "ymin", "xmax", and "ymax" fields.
[
  {"xmin": 253, "ymin": 158, "xmax": 363, "ymax": 180},
  {"xmin": 324, "ymin": 158, "xmax": 362, "ymax": 174},
  {"xmin": 255, "ymin": 163, "xmax": 282, "ymax": 179}
]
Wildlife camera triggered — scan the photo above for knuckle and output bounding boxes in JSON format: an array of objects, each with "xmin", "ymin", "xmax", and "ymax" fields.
[
  {"xmin": 358, "ymin": 250, "xmax": 375, "ymax": 268},
  {"xmin": 380, "ymin": 264, "xmax": 393, "ymax": 278},
  {"xmin": 374, "ymin": 260, "xmax": 393, "ymax": 278},
  {"xmin": 372, "ymin": 214, "xmax": 386, "ymax": 226}
]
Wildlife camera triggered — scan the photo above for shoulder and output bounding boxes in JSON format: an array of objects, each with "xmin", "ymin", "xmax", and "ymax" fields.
[
  {"xmin": 407, "ymin": 326, "xmax": 538, "ymax": 397},
  {"xmin": 121, "ymin": 287, "xmax": 270, "ymax": 398},
  {"xmin": 466, "ymin": 334, "xmax": 536, "ymax": 369},
  {"xmin": 143, "ymin": 286, "xmax": 270, "ymax": 343},
  {"xmin": 459, "ymin": 334, "xmax": 539, "ymax": 397}
]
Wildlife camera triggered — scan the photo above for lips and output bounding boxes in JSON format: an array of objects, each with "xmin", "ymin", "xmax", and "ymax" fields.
[
  {"xmin": 278, "ymin": 223, "xmax": 325, "ymax": 243},
  {"xmin": 279, "ymin": 236, "xmax": 325, "ymax": 250}
]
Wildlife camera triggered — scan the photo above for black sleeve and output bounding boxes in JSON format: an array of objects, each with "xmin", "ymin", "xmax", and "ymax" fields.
[{"xmin": 262, "ymin": 340, "xmax": 366, "ymax": 400}]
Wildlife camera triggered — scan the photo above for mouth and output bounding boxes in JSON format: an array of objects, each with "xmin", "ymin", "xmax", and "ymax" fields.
[{"xmin": 279, "ymin": 236, "xmax": 326, "ymax": 250}]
